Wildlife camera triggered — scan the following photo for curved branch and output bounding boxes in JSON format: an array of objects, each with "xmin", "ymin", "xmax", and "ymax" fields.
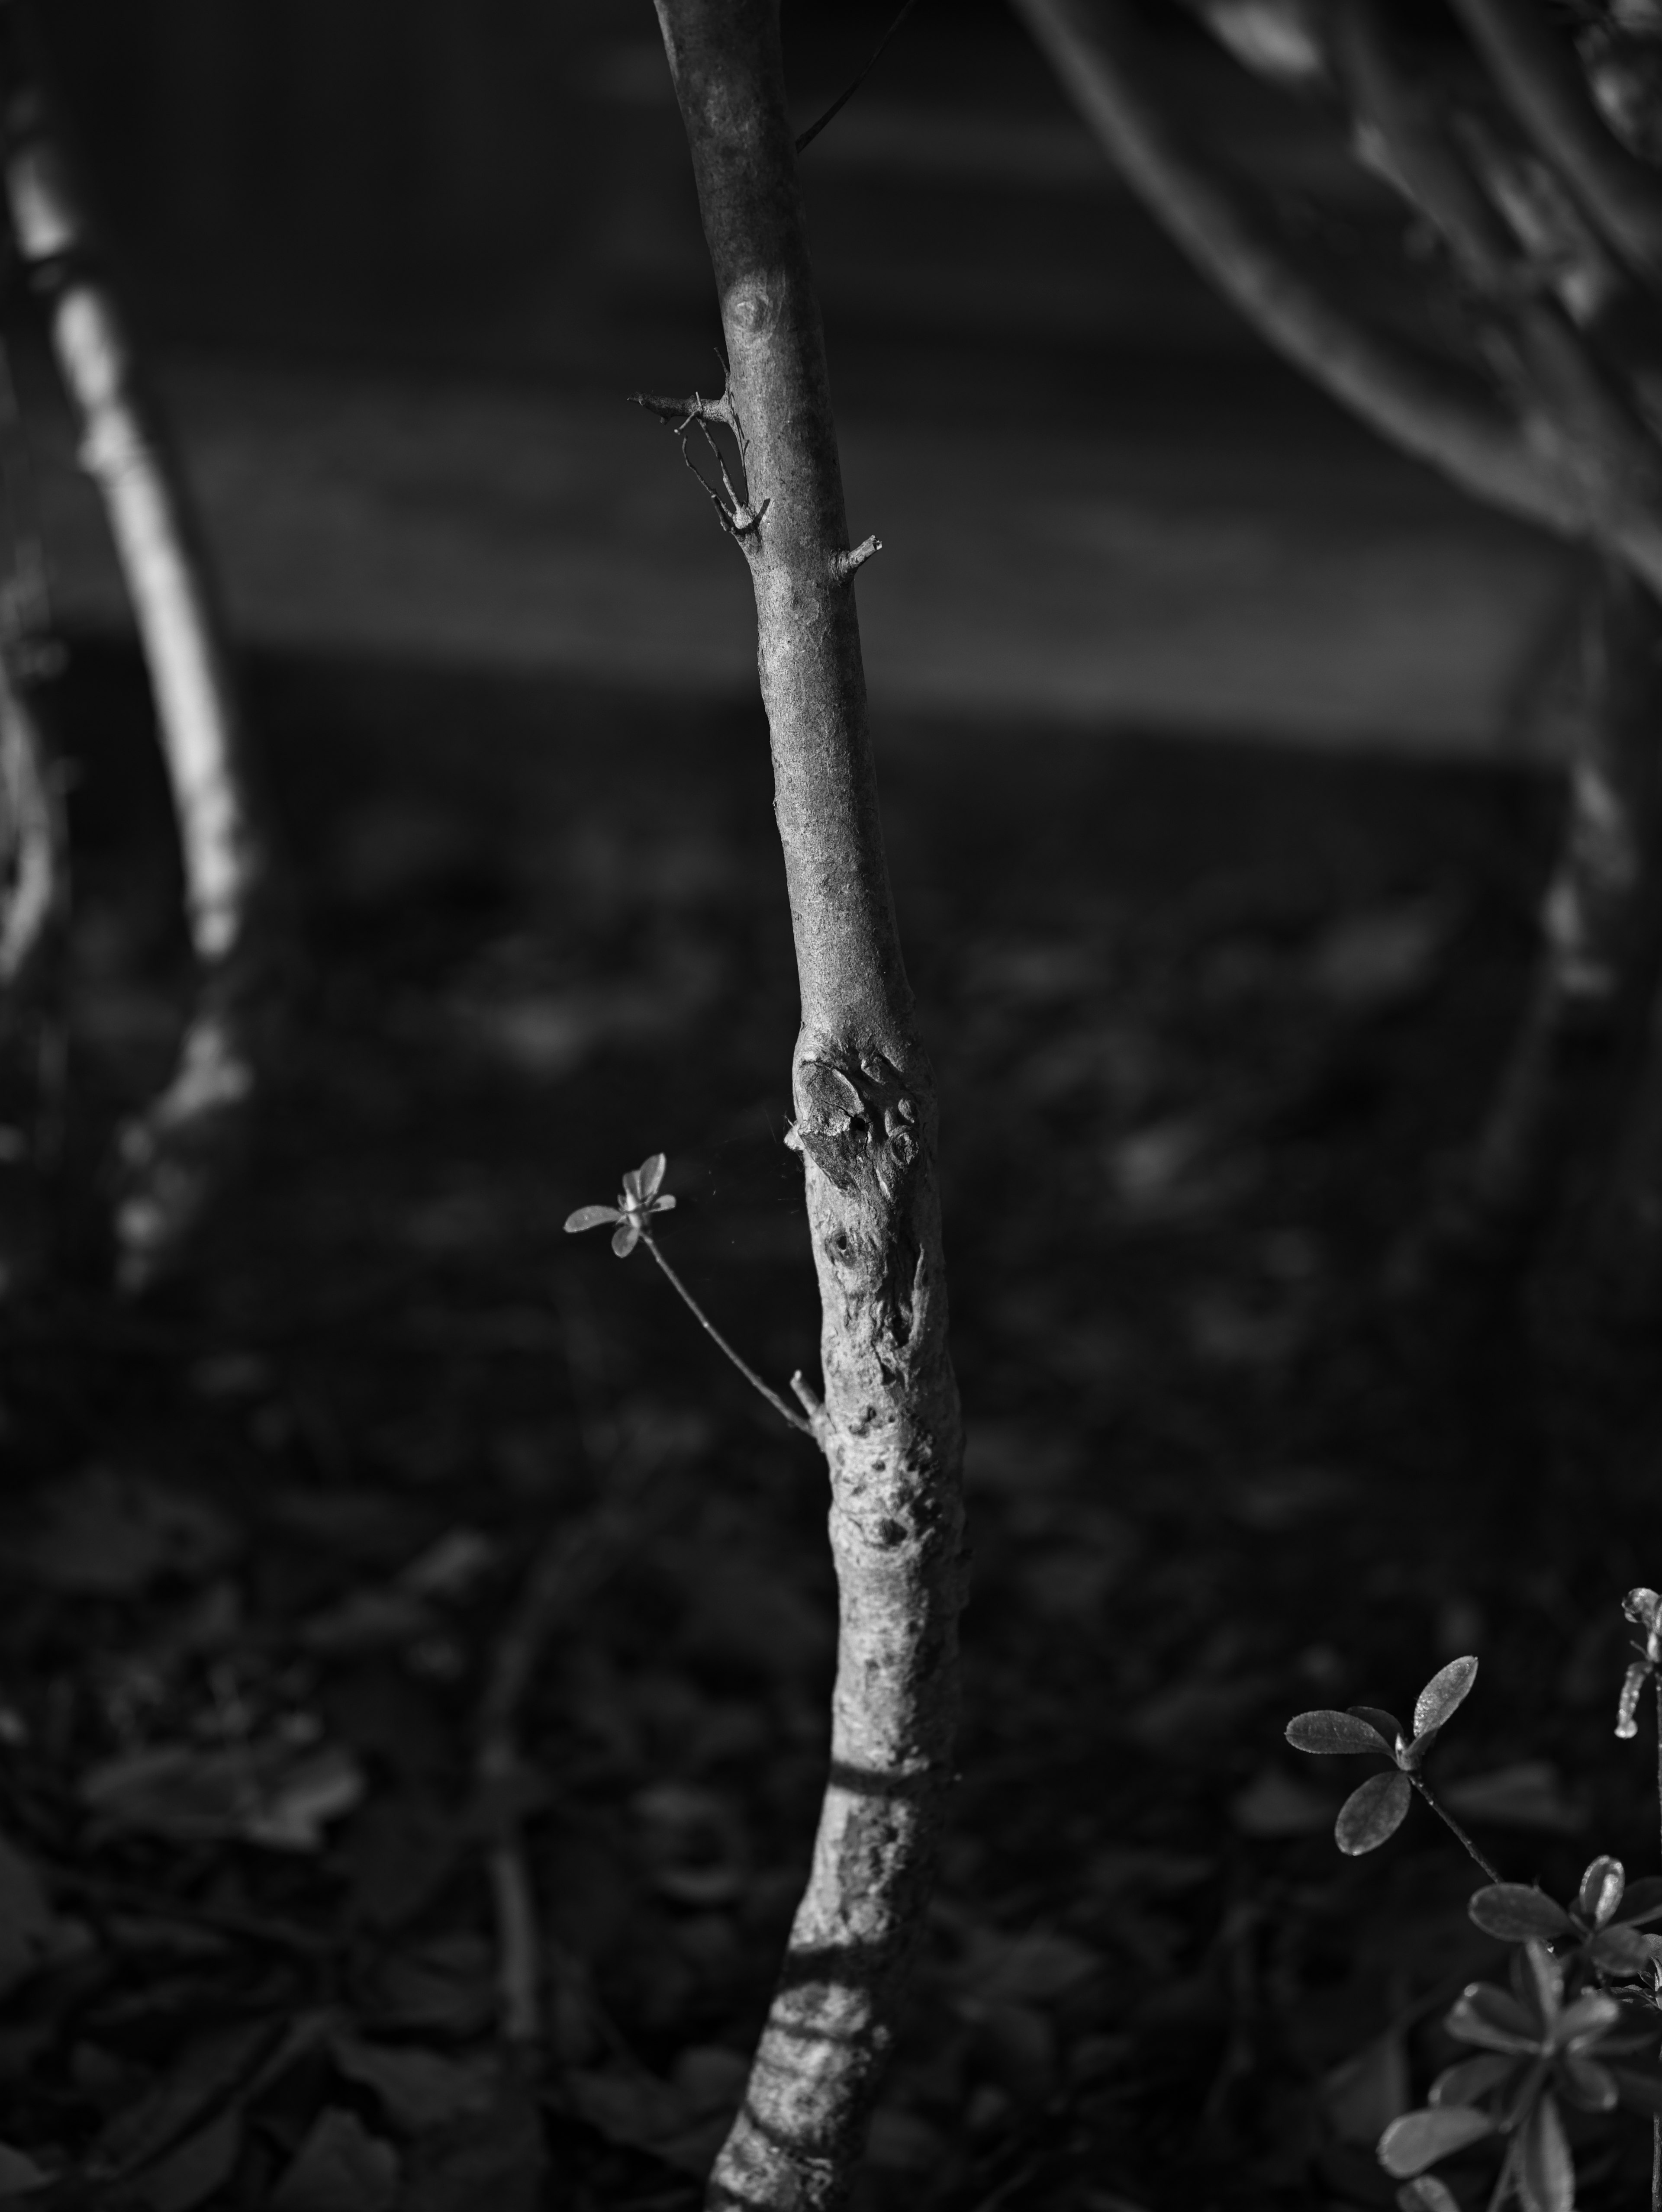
[
  {"xmin": 0, "ymin": 2, "xmax": 287, "ymax": 1289},
  {"xmin": 1013, "ymin": 0, "xmax": 1579, "ymax": 537},
  {"xmin": 1446, "ymin": 0, "xmax": 1662, "ymax": 282}
]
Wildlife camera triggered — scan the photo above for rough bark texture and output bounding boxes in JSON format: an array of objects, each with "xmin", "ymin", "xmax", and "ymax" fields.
[
  {"xmin": 649, "ymin": 4, "xmax": 966, "ymax": 2206},
  {"xmin": 0, "ymin": 0, "xmax": 281, "ymax": 1288}
]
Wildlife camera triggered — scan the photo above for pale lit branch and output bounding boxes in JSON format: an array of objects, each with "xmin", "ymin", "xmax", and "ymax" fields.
[
  {"xmin": 0, "ymin": 5, "xmax": 285, "ymax": 1289},
  {"xmin": 1012, "ymin": 0, "xmax": 1581, "ymax": 537}
]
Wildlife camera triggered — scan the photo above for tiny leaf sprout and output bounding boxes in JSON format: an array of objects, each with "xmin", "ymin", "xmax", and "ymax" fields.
[
  {"xmin": 564, "ymin": 1152, "xmax": 677, "ymax": 1258},
  {"xmin": 565, "ymin": 1155, "xmax": 823, "ymax": 1445},
  {"xmin": 1286, "ymin": 1657, "xmax": 1495, "ymax": 1873}
]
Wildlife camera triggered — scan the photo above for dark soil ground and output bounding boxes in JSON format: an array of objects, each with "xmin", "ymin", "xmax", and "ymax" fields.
[{"xmin": 3, "ymin": 641, "xmax": 1662, "ymax": 2212}]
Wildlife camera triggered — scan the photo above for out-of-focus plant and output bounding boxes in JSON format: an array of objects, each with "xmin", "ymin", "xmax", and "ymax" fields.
[{"xmin": 1285, "ymin": 1608, "xmax": 1662, "ymax": 2211}]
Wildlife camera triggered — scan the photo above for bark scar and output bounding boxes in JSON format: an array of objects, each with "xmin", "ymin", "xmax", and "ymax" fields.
[{"xmin": 786, "ymin": 1051, "xmax": 918, "ymax": 1196}]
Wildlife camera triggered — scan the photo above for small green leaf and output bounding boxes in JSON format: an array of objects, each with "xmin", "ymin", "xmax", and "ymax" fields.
[
  {"xmin": 1586, "ymin": 1923, "xmax": 1662, "ymax": 1975},
  {"xmin": 1413, "ymin": 1656, "xmax": 1478, "ymax": 1740},
  {"xmin": 1429, "ymin": 2054, "xmax": 1514, "ymax": 2108},
  {"xmin": 1557, "ymin": 2053, "xmax": 1616, "ymax": 2113},
  {"xmin": 1446, "ymin": 1981, "xmax": 1540, "ymax": 2054},
  {"xmin": 1576, "ymin": 1855, "xmax": 1624, "ymax": 1928},
  {"xmin": 1377, "ymin": 2105, "xmax": 1494, "ymax": 2178},
  {"xmin": 1350, "ymin": 1706, "xmax": 1405, "ymax": 1745},
  {"xmin": 0, "ymin": 2143, "xmax": 48, "ymax": 2198},
  {"xmin": 1285, "ymin": 1710, "xmax": 1393, "ymax": 1757},
  {"xmin": 1514, "ymin": 2091, "xmax": 1572, "ymax": 2212},
  {"xmin": 1467, "ymin": 1886, "xmax": 1575, "ymax": 1944},
  {"xmin": 1614, "ymin": 1874, "xmax": 1662, "ymax": 1926},
  {"xmin": 564, "ymin": 1206, "xmax": 620, "ymax": 1234},
  {"xmin": 1552, "ymin": 1991, "xmax": 1622, "ymax": 2051},
  {"xmin": 610, "ymin": 1222, "xmax": 641, "ymax": 1258},
  {"xmin": 1396, "ymin": 2180, "xmax": 1462, "ymax": 2212},
  {"xmin": 1336, "ymin": 1769, "xmax": 1411, "ymax": 1855}
]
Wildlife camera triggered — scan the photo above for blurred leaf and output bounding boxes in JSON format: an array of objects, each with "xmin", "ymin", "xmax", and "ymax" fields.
[
  {"xmin": 1514, "ymin": 2092, "xmax": 1572, "ymax": 2212},
  {"xmin": 93, "ymin": 2019, "xmax": 276, "ymax": 2176},
  {"xmin": 1412, "ymin": 1658, "xmax": 1477, "ymax": 1741},
  {"xmin": 330, "ymin": 2039, "xmax": 497, "ymax": 2136},
  {"xmin": 863, "ymin": 2105, "xmax": 950, "ymax": 2174},
  {"xmin": 1586, "ymin": 1923, "xmax": 1662, "ymax": 1975},
  {"xmin": 1430, "ymin": 2054, "xmax": 1512, "ymax": 2107},
  {"xmin": 300, "ymin": 1588, "xmax": 433, "ymax": 1656},
  {"xmin": 1377, "ymin": 2104, "xmax": 1494, "ymax": 2177},
  {"xmin": 81, "ymin": 1738, "xmax": 364, "ymax": 1852},
  {"xmin": 401, "ymin": 2077, "xmax": 544, "ymax": 2212},
  {"xmin": 1447, "ymin": 1983, "xmax": 1540, "ymax": 2054},
  {"xmin": 1467, "ymin": 1887, "xmax": 1575, "ymax": 1943},
  {"xmin": 952, "ymin": 1928, "xmax": 1100, "ymax": 2006},
  {"xmin": 398, "ymin": 1529, "xmax": 496, "ymax": 1600},
  {"xmin": 1396, "ymin": 2180, "xmax": 1462, "ymax": 2212},
  {"xmin": 633, "ymin": 1783, "xmax": 748, "ymax": 1907},
  {"xmin": 365, "ymin": 1934, "xmax": 496, "ymax": 2036},
  {"xmin": 1440, "ymin": 1764, "xmax": 1584, "ymax": 1834},
  {"xmin": 7, "ymin": 1467, "xmax": 237, "ymax": 1595},
  {"xmin": 1558, "ymin": 2053, "xmax": 1616, "ymax": 2112},
  {"xmin": 269, "ymin": 2108, "xmax": 398, "ymax": 2212},
  {"xmin": 243, "ymin": 1747, "xmax": 367, "ymax": 1852},
  {"xmin": 1230, "ymin": 1765, "xmax": 1336, "ymax": 1837},
  {"xmin": 337, "ymin": 1795, "xmax": 459, "ymax": 1929},
  {"xmin": 0, "ymin": 2144, "xmax": 47, "ymax": 2198},
  {"xmin": 1614, "ymin": 1874, "xmax": 1662, "ymax": 1926},
  {"xmin": 1306, "ymin": 900, "xmax": 1448, "ymax": 1013},
  {"xmin": 126, "ymin": 2108, "xmax": 242, "ymax": 2212},
  {"xmin": 1321, "ymin": 2029, "xmax": 1409, "ymax": 2145},
  {"xmin": 1336, "ymin": 1770, "xmax": 1411, "ymax": 1855},
  {"xmin": 0, "ymin": 1830, "xmax": 59, "ymax": 2002},
  {"xmin": 1286, "ymin": 1710, "xmax": 1392, "ymax": 1757}
]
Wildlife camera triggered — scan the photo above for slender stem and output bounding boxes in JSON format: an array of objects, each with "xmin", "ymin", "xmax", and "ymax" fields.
[
  {"xmin": 1410, "ymin": 1772, "xmax": 1505, "ymax": 1882},
  {"xmin": 640, "ymin": 1230, "xmax": 818, "ymax": 1442}
]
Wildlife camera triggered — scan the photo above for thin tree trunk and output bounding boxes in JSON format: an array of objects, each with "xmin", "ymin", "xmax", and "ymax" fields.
[
  {"xmin": 647, "ymin": 4, "xmax": 966, "ymax": 2206},
  {"xmin": 0, "ymin": 624, "xmax": 64, "ymax": 1284},
  {"xmin": 0, "ymin": 0, "xmax": 282, "ymax": 1289}
]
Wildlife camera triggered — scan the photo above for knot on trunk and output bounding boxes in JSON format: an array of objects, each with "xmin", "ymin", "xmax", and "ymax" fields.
[{"xmin": 786, "ymin": 1051, "xmax": 918, "ymax": 1196}]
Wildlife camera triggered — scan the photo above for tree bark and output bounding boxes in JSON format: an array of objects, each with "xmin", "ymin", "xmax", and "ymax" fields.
[
  {"xmin": 647, "ymin": 5, "xmax": 965, "ymax": 2206},
  {"xmin": 0, "ymin": 0, "xmax": 283, "ymax": 1289}
]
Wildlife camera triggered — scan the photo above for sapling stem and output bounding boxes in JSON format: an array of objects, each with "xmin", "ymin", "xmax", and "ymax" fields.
[
  {"xmin": 639, "ymin": 1228, "xmax": 818, "ymax": 1442},
  {"xmin": 1409, "ymin": 1773, "xmax": 1503, "ymax": 1883}
]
